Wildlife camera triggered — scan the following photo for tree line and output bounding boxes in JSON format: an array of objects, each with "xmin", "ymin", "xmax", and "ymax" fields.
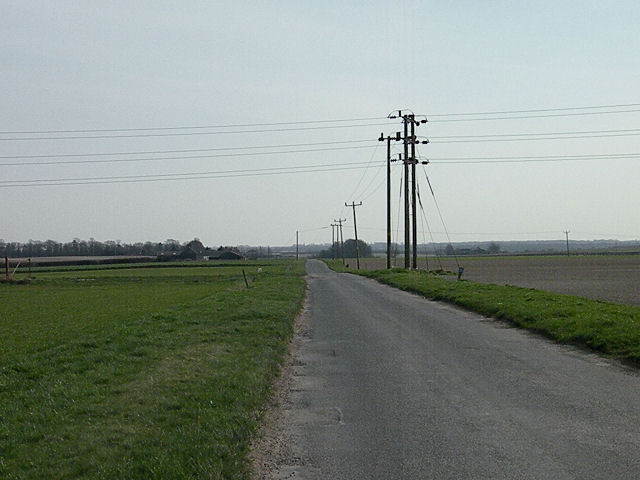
[
  {"xmin": 318, "ymin": 239, "xmax": 372, "ymax": 259},
  {"xmin": 0, "ymin": 238, "xmax": 186, "ymax": 258}
]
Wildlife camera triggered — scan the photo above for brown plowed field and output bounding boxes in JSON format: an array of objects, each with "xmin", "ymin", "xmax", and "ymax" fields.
[{"xmin": 357, "ymin": 255, "xmax": 640, "ymax": 306}]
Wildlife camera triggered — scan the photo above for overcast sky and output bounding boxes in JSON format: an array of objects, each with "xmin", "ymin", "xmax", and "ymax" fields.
[{"xmin": 2, "ymin": 1, "xmax": 639, "ymax": 247}]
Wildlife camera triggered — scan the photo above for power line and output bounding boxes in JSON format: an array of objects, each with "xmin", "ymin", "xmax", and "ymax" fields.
[
  {"xmin": 0, "ymin": 138, "xmax": 375, "ymax": 160},
  {"xmin": 431, "ymin": 127, "xmax": 640, "ymax": 139},
  {"xmin": 428, "ymin": 152, "xmax": 640, "ymax": 164},
  {"xmin": 431, "ymin": 131, "xmax": 640, "ymax": 143},
  {"xmin": 5, "ymin": 128, "xmax": 638, "ymax": 165},
  {"xmin": 346, "ymin": 142, "xmax": 381, "ymax": 202},
  {"xmin": 1, "ymin": 144, "xmax": 378, "ymax": 167},
  {"xmin": 427, "ymin": 102, "xmax": 640, "ymax": 117},
  {"xmin": 2, "ymin": 102, "xmax": 639, "ymax": 138},
  {"xmin": 429, "ymin": 109, "xmax": 640, "ymax": 123},
  {"xmin": 0, "ymin": 116, "xmax": 387, "ymax": 135},
  {"xmin": 0, "ymin": 122, "xmax": 390, "ymax": 141},
  {"xmin": 8, "ymin": 149, "xmax": 635, "ymax": 169},
  {"xmin": 0, "ymin": 160, "xmax": 387, "ymax": 188}
]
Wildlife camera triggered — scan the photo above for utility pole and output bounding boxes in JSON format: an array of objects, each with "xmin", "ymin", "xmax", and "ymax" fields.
[
  {"xmin": 334, "ymin": 218, "xmax": 346, "ymax": 265},
  {"xmin": 410, "ymin": 115, "xmax": 418, "ymax": 270},
  {"xmin": 379, "ymin": 131, "xmax": 401, "ymax": 269},
  {"xmin": 331, "ymin": 223, "xmax": 337, "ymax": 259},
  {"xmin": 388, "ymin": 110, "xmax": 428, "ymax": 269},
  {"xmin": 296, "ymin": 230, "xmax": 299, "ymax": 261},
  {"xmin": 401, "ymin": 114, "xmax": 410, "ymax": 268},
  {"xmin": 345, "ymin": 202, "xmax": 363, "ymax": 269},
  {"xmin": 564, "ymin": 230, "xmax": 570, "ymax": 257}
]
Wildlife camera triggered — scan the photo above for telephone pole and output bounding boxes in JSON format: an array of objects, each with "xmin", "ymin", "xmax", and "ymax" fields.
[
  {"xmin": 388, "ymin": 110, "xmax": 428, "ymax": 269},
  {"xmin": 564, "ymin": 230, "xmax": 571, "ymax": 257},
  {"xmin": 330, "ymin": 223, "xmax": 337, "ymax": 259},
  {"xmin": 345, "ymin": 201, "xmax": 362, "ymax": 269},
  {"xmin": 379, "ymin": 131, "xmax": 401, "ymax": 269},
  {"xmin": 296, "ymin": 230, "xmax": 299, "ymax": 261},
  {"xmin": 334, "ymin": 218, "xmax": 346, "ymax": 265},
  {"xmin": 402, "ymin": 115, "xmax": 410, "ymax": 268},
  {"xmin": 410, "ymin": 116, "xmax": 418, "ymax": 269}
]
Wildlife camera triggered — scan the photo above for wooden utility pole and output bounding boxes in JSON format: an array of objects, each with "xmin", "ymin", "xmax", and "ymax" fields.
[
  {"xmin": 379, "ymin": 131, "xmax": 401, "ymax": 269},
  {"xmin": 334, "ymin": 218, "xmax": 346, "ymax": 265},
  {"xmin": 388, "ymin": 109, "xmax": 428, "ymax": 270},
  {"xmin": 386, "ymin": 134, "xmax": 392, "ymax": 270},
  {"xmin": 296, "ymin": 230, "xmax": 299, "ymax": 261},
  {"xmin": 410, "ymin": 115, "xmax": 418, "ymax": 270},
  {"xmin": 402, "ymin": 115, "xmax": 410, "ymax": 268},
  {"xmin": 330, "ymin": 223, "xmax": 336, "ymax": 259},
  {"xmin": 345, "ymin": 201, "xmax": 363, "ymax": 269},
  {"xmin": 339, "ymin": 220, "xmax": 345, "ymax": 265},
  {"xmin": 564, "ymin": 230, "xmax": 570, "ymax": 257}
]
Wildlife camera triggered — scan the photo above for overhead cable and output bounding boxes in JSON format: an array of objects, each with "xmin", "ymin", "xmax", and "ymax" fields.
[
  {"xmin": 431, "ymin": 127, "xmax": 640, "ymax": 139},
  {"xmin": 431, "ymin": 131, "xmax": 640, "ymax": 143},
  {"xmin": 0, "ymin": 160, "xmax": 387, "ymax": 188},
  {"xmin": 0, "ymin": 122, "xmax": 389, "ymax": 141},
  {"xmin": 1, "ymin": 144, "xmax": 378, "ymax": 167},
  {"xmin": 0, "ymin": 116, "xmax": 387, "ymax": 135},
  {"xmin": 0, "ymin": 139, "xmax": 376, "ymax": 160},
  {"xmin": 3, "ymin": 102, "xmax": 640, "ymax": 136},
  {"xmin": 429, "ymin": 152, "xmax": 640, "ymax": 164},
  {"xmin": 426, "ymin": 102, "xmax": 640, "ymax": 117}
]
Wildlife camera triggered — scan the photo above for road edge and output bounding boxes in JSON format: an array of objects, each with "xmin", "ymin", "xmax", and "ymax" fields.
[{"xmin": 249, "ymin": 278, "xmax": 311, "ymax": 479}]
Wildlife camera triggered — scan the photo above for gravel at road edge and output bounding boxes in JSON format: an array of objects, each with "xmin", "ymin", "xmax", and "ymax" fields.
[{"xmin": 249, "ymin": 288, "xmax": 311, "ymax": 480}]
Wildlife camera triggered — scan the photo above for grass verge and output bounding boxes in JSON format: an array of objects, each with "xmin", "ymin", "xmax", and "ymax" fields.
[
  {"xmin": 0, "ymin": 261, "xmax": 306, "ymax": 479},
  {"xmin": 324, "ymin": 261, "xmax": 640, "ymax": 365}
]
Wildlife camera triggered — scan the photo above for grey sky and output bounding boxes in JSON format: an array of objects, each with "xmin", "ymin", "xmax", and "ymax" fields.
[{"xmin": 2, "ymin": 1, "xmax": 639, "ymax": 247}]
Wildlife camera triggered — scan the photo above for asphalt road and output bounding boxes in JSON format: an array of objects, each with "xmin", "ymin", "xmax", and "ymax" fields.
[{"xmin": 277, "ymin": 260, "xmax": 640, "ymax": 479}]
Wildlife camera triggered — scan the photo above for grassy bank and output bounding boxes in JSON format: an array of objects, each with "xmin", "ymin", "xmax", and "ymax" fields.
[
  {"xmin": 0, "ymin": 261, "xmax": 305, "ymax": 479},
  {"xmin": 326, "ymin": 261, "xmax": 640, "ymax": 365}
]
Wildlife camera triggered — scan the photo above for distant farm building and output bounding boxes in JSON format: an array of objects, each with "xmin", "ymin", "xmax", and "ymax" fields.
[
  {"xmin": 157, "ymin": 240, "xmax": 244, "ymax": 261},
  {"xmin": 206, "ymin": 249, "xmax": 244, "ymax": 261}
]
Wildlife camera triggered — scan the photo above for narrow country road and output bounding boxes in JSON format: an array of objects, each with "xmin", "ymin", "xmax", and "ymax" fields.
[{"xmin": 273, "ymin": 260, "xmax": 640, "ymax": 479}]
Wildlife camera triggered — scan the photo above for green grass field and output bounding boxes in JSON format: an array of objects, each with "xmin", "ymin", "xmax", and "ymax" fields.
[
  {"xmin": 325, "ymin": 260, "xmax": 640, "ymax": 365},
  {"xmin": 0, "ymin": 261, "xmax": 306, "ymax": 479}
]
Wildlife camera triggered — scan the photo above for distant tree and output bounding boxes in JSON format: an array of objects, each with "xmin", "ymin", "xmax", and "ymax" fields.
[
  {"xmin": 104, "ymin": 240, "xmax": 116, "ymax": 255},
  {"xmin": 487, "ymin": 242, "xmax": 501, "ymax": 254},
  {"xmin": 318, "ymin": 244, "xmax": 338, "ymax": 259},
  {"xmin": 321, "ymin": 239, "xmax": 371, "ymax": 259},
  {"xmin": 141, "ymin": 241, "xmax": 157, "ymax": 256},
  {"xmin": 164, "ymin": 239, "xmax": 181, "ymax": 252},
  {"xmin": 345, "ymin": 239, "xmax": 371, "ymax": 258}
]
